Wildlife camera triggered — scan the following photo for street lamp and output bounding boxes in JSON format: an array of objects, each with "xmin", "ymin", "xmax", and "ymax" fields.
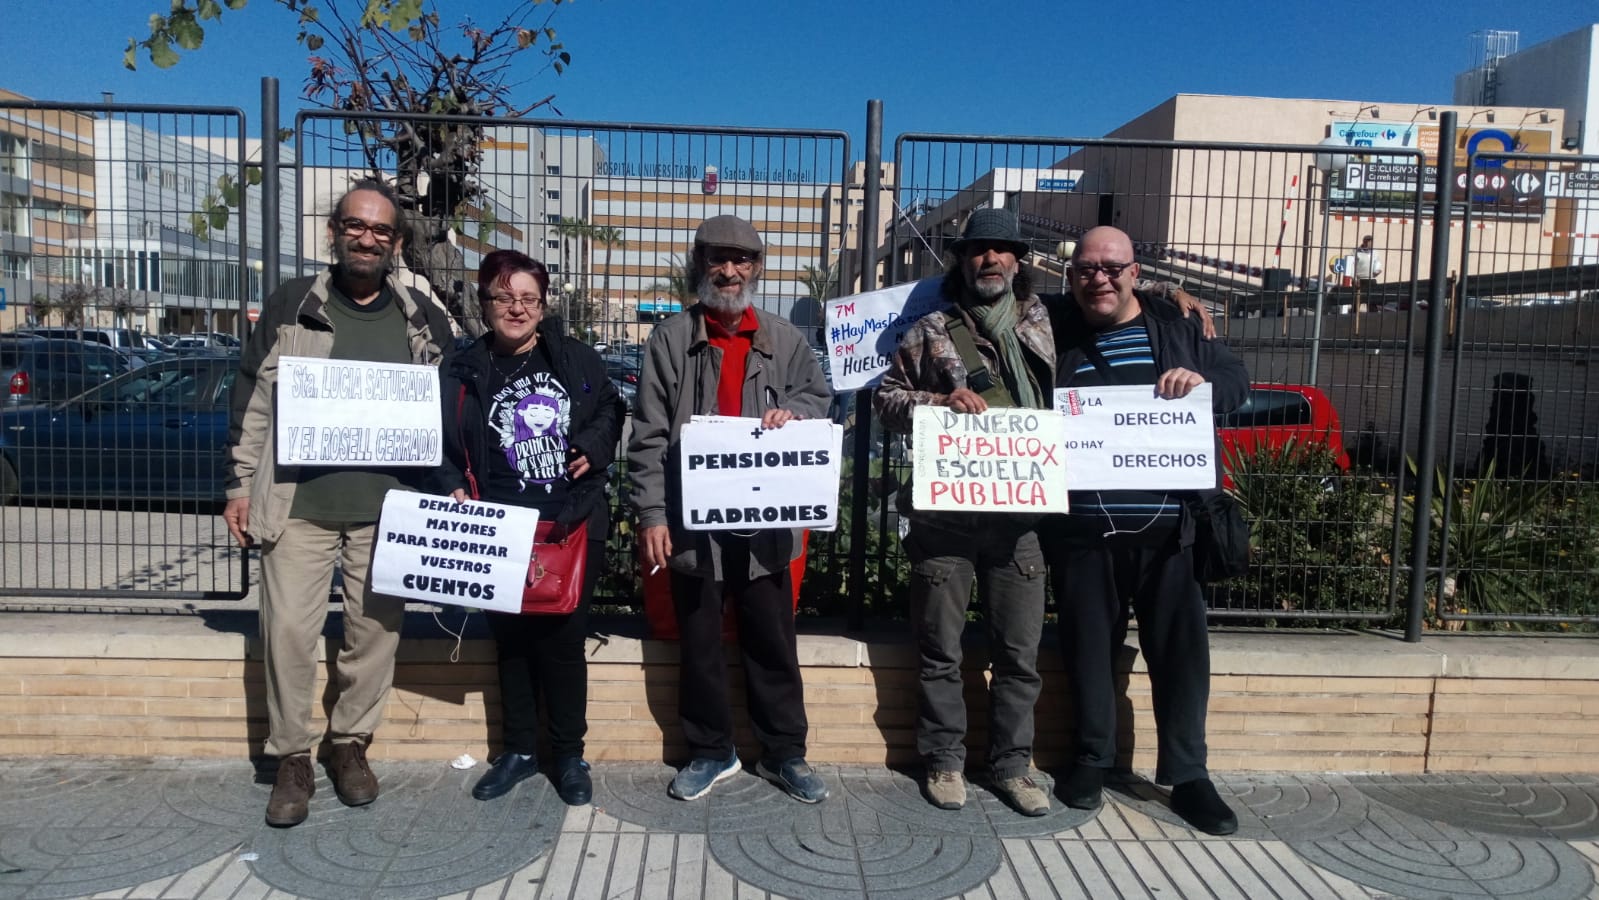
[
  {"xmin": 1309, "ymin": 136, "xmax": 1352, "ymax": 385},
  {"xmin": 562, "ymin": 280, "xmax": 574, "ymax": 324},
  {"xmin": 1056, "ymin": 241, "xmax": 1077, "ymax": 292}
]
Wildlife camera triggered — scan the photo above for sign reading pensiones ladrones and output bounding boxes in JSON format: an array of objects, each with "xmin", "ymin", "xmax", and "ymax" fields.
[
  {"xmin": 275, "ymin": 356, "xmax": 443, "ymax": 467},
  {"xmin": 1052, "ymin": 384, "xmax": 1216, "ymax": 491},
  {"xmin": 369, "ymin": 491, "xmax": 539, "ymax": 615},
  {"xmin": 910, "ymin": 406, "xmax": 1070, "ymax": 513},
  {"xmin": 679, "ymin": 416, "xmax": 845, "ymax": 531},
  {"xmin": 824, "ymin": 277, "xmax": 948, "ymax": 393}
]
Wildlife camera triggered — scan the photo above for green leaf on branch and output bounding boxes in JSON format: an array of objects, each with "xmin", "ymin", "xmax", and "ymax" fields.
[
  {"xmin": 170, "ymin": 12, "xmax": 205, "ymax": 50},
  {"xmin": 218, "ymin": 175, "xmax": 239, "ymax": 206},
  {"xmin": 244, "ymin": 166, "xmax": 263, "ymax": 186},
  {"xmin": 148, "ymin": 36, "xmax": 180, "ymax": 68},
  {"xmin": 197, "ymin": 0, "xmax": 223, "ymax": 20},
  {"xmin": 515, "ymin": 28, "xmax": 533, "ymax": 48},
  {"xmin": 224, "ymin": 0, "xmax": 247, "ymax": 8},
  {"xmin": 305, "ymin": 33, "xmax": 323, "ymax": 50},
  {"xmin": 298, "ymin": 5, "xmax": 319, "ymax": 24},
  {"xmin": 123, "ymin": 40, "xmax": 139, "ymax": 71},
  {"xmin": 208, "ymin": 203, "xmax": 231, "ymax": 232}
]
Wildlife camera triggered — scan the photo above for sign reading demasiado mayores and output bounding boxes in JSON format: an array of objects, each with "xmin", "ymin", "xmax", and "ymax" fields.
[
  {"xmin": 274, "ymin": 356, "xmax": 443, "ymax": 467},
  {"xmin": 1053, "ymin": 384, "xmax": 1216, "ymax": 491}
]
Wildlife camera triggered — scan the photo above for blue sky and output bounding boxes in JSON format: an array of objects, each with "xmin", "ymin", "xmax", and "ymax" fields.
[{"xmin": 1, "ymin": 0, "xmax": 1594, "ymax": 154}]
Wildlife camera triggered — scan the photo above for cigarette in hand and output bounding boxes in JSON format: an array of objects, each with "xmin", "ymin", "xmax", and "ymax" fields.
[{"xmin": 650, "ymin": 565, "xmax": 661, "ymax": 576}]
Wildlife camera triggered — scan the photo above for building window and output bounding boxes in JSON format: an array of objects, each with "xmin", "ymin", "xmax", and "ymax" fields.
[
  {"xmin": 547, "ymin": 263, "xmax": 561, "ymax": 274},
  {"xmin": 546, "ymin": 189, "xmax": 561, "ymax": 200},
  {"xmin": 546, "ymin": 165, "xmax": 561, "ymax": 176},
  {"xmin": 0, "ymin": 134, "xmax": 26, "ymax": 179},
  {"xmin": 545, "ymin": 213, "xmax": 560, "ymax": 224},
  {"xmin": 2, "ymin": 254, "xmax": 28, "ymax": 279},
  {"xmin": 546, "ymin": 239, "xmax": 559, "ymax": 249}
]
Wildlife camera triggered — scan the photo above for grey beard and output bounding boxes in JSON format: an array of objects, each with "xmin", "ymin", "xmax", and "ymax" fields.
[
  {"xmin": 697, "ymin": 278, "xmax": 756, "ymax": 315},
  {"xmin": 969, "ymin": 275, "xmax": 1012, "ymax": 302}
]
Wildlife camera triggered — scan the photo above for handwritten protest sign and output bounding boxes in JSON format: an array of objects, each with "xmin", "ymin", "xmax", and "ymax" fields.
[
  {"xmin": 370, "ymin": 491, "xmax": 539, "ymax": 614},
  {"xmin": 679, "ymin": 416, "xmax": 844, "ymax": 531},
  {"xmin": 824, "ymin": 277, "xmax": 947, "ymax": 392},
  {"xmin": 910, "ymin": 406, "xmax": 1069, "ymax": 512},
  {"xmin": 275, "ymin": 356, "xmax": 442, "ymax": 467},
  {"xmin": 1053, "ymin": 384, "xmax": 1216, "ymax": 490}
]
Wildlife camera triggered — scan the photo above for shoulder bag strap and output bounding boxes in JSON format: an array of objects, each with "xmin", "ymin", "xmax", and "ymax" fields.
[
  {"xmin": 942, "ymin": 310, "xmax": 1010, "ymax": 406},
  {"xmin": 456, "ymin": 383, "xmax": 480, "ymax": 500}
]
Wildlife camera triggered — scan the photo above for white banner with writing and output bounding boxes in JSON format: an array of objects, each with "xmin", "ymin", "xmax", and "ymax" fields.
[
  {"xmin": 1053, "ymin": 384, "xmax": 1216, "ymax": 490},
  {"xmin": 678, "ymin": 416, "xmax": 844, "ymax": 531},
  {"xmin": 275, "ymin": 356, "xmax": 443, "ymax": 467},
  {"xmin": 370, "ymin": 491, "xmax": 539, "ymax": 614},
  {"xmin": 824, "ymin": 277, "xmax": 947, "ymax": 392},
  {"xmin": 910, "ymin": 406, "xmax": 1070, "ymax": 513}
]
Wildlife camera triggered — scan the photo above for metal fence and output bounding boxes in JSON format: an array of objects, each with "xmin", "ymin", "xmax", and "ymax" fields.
[
  {"xmin": 2, "ymin": 89, "xmax": 1596, "ymax": 630},
  {"xmin": 0, "ymin": 100, "xmax": 251, "ymax": 599}
]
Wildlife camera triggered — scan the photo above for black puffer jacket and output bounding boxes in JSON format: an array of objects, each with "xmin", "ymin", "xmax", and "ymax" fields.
[{"xmin": 436, "ymin": 317, "xmax": 626, "ymax": 530}]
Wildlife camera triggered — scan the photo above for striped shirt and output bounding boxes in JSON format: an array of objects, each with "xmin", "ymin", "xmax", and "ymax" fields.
[{"xmin": 1063, "ymin": 318, "xmax": 1181, "ymax": 541}]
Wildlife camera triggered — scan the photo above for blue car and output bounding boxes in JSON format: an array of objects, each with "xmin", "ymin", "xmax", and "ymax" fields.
[{"xmin": 0, "ymin": 356, "xmax": 237, "ymax": 505}]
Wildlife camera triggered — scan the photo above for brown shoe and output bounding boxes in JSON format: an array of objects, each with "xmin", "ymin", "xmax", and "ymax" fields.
[
  {"xmin": 265, "ymin": 753, "xmax": 315, "ymax": 827},
  {"xmin": 328, "ymin": 741, "xmax": 379, "ymax": 807}
]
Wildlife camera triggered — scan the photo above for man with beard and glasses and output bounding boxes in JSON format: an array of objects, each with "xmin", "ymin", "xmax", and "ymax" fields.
[
  {"xmin": 224, "ymin": 180, "xmax": 455, "ymax": 827},
  {"xmin": 875, "ymin": 207, "xmax": 1056, "ymax": 816},
  {"xmin": 628, "ymin": 215, "xmax": 832, "ymax": 804}
]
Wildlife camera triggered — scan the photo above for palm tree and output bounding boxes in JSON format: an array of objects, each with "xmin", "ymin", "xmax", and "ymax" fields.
[
  {"xmin": 552, "ymin": 217, "xmax": 592, "ymax": 321},
  {"xmin": 647, "ymin": 254, "xmax": 695, "ymax": 307},
  {"xmin": 799, "ymin": 263, "xmax": 838, "ymax": 301},
  {"xmin": 590, "ymin": 225, "xmax": 626, "ymax": 342}
]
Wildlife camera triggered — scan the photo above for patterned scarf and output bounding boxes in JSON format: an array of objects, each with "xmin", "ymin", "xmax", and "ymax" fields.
[{"xmin": 965, "ymin": 291, "xmax": 1044, "ymax": 409}]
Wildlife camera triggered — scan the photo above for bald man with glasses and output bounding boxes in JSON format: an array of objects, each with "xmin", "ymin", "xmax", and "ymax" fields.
[{"xmin": 1048, "ymin": 225, "xmax": 1248, "ymax": 835}]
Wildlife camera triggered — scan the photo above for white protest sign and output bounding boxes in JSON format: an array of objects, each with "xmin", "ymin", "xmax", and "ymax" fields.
[
  {"xmin": 679, "ymin": 416, "xmax": 844, "ymax": 531},
  {"xmin": 824, "ymin": 277, "xmax": 947, "ymax": 392},
  {"xmin": 1053, "ymin": 384, "xmax": 1216, "ymax": 490},
  {"xmin": 369, "ymin": 491, "xmax": 539, "ymax": 614},
  {"xmin": 910, "ymin": 406, "xmax": 1069, "ymax": 513},
  {"xmin": 275, "ymin": 356, "xmax": 442, "ymax": 467}
]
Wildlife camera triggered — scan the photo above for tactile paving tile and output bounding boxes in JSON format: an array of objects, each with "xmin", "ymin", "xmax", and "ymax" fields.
[
  {"xmin": 244, "ymin": 764, "xmax": 566, "ymax": 900},
  {"xmin": 709, "ymin": 828, "xmax": 1001, "ymax": 900},
  {"xmin": 1290, "ymin": 837, "xmax": 1596, "ymax": 900},
  {"xmin": 1348, "ymin": 774, "xmax": 1599, "ymax": 839},
  {"xmin": 1221, "ymin": 773, "xmax": 1373, "ymax": 841}
]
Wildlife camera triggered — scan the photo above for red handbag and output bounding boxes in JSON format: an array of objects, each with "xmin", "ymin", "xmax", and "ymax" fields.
[
  {"xmin": 456, "ymin": 385, "xmax": 587, "ymax": 616},
  {"xmin": 522, "ymin": 519, "xmax": 587, "ymax": 615}
]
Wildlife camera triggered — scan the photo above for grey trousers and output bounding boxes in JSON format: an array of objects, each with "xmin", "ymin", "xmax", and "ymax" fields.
[
  {"xmin": 258, "ymin": 519, "xmax": 405, "ymax": 758},
  {"xmin": 904, "ymin": 518, "xmax": 1046, "ymax": 780}
]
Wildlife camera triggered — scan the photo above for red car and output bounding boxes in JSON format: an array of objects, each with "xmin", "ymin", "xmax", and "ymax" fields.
[{"xmin": 1217, "ymin": 384, "xmax": 1350, "ymax": 474}]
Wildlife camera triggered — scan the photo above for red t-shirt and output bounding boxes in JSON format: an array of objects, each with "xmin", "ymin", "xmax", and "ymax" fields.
[{"xmin": 705, "ymin": 307, "xmax": 759, "ymax": 416}]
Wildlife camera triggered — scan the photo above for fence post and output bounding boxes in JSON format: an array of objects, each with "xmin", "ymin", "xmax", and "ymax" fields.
[
  {"xmin": 260, "ymin": 77, "xmax": 281, "ymax": 306},
  {"xmin": 848, "ymin": 100, "xmax": 884, "ymax": 631},
  {"xmin": 1403, "ymin": 110, "xmax": 1457, "ymax": 642}
]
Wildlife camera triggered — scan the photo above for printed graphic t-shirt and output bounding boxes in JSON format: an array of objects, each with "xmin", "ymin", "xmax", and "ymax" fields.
[{"xmin": 481, "ymin": 347, "xmax": 572, "ymax": 514}]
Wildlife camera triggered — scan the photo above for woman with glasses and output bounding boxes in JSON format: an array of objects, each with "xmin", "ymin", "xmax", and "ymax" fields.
[{"xmin": 436, "ymin": 249, "xmax": 625, "ymax": 806}]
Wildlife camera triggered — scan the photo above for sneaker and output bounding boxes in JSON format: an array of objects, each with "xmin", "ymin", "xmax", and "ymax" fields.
[
  {"xmin": 1170, "ymin": 778, "xmax": 1238, "ymax": 835},
  {"xmin": 554, "ymin": 757, "xmax": 593, "ymax": 806},
  {"xmin": 756, "ymin": 758, "xmax": 829, "ymax": 804},
  {"xmin": 265, "ymin": 753, "xmax": 315, "ymax": 827},
  {"xmin": 472, "ymin": 752, "xmax": 539, "ymax": 801},
  {"xmin": 923, "ymin": 769, "xmax": 967, "ymax": 810},
  {"xmin": 668, "ymin": 753, "xmax": 740, "ymax": 801},
  {"xmin": 995, "ymin": 774, "xmax": 1051, "ymax": 817},
  {"xmin": 328, "ymin": 741, "xmax": 379, "ymax": 807},
  {"xmin": 1061, "ymin": 764, "xmax": 1106, "ymax": 810}
]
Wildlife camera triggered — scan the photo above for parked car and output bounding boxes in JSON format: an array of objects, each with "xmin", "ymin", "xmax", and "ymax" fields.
[
  {"xmin": 1217, "ymin": 384, "xmax": 1349, "ymax": 472},
  {"xmin": 25, "ymin": 326, "xmax": 153, "ymax": 352},
  {"xmin": 2, "ymin": 338, "xmax": 131, "ymax": 407},
  {"xmin": 164, "ymin": 333, "xmax": 240, "ymax": 353},
  {"xmin": 0, "ymin": 356, "xmax": 237, "ymax": 504}
]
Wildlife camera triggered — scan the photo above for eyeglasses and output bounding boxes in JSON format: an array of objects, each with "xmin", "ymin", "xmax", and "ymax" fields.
[
  {"xmin": 1069, "ymin": 261, "xmax": 1133, "ymax": 279},
  {"xmin": 705, "ymin": 250, "xmax": 759, "ymax": 268},
  {"xmin": 336, "ymin": 217, "xmax": 399, "ymax": 243},
  {"xmin": 488, "ymin": 294, "xmax": 543, "ymax": 310}
]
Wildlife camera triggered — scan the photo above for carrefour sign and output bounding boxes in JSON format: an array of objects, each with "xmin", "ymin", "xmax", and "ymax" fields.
[{"xmin": 1332, "ymin": 121, "xmax": 1418, "ymax": 149}]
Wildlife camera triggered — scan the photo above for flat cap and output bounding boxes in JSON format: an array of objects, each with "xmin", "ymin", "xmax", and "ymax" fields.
[{"xmin": 694, "ymin": 215, "xmax": 764, "ymax": 254}]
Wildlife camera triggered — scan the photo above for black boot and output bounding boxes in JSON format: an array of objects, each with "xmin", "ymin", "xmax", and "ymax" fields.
[
  {"xmin": 1171, "ymin": 778, "xmax": 1237, "ymax": 835},
  {"xmin": 473, "ymin": 753, "xmax": 539, "ymax": 801}
]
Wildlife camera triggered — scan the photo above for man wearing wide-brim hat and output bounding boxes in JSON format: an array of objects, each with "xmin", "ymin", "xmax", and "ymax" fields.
[{"xmin": 875, "ymin": 206, "xmax": 1057, "ymax": 817}]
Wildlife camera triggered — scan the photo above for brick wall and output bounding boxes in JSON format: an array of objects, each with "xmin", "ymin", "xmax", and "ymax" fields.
[{"xmin": 1, "ymin": 615, "xmax": 1595, "ymax": 774}]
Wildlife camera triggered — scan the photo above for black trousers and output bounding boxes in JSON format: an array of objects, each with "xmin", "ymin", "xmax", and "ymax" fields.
[
  {"xmin": 483, "ymin": 536, "xmax": 603, "ymax": 760},
  {"xmin": 1053, "ymin": 530, "xmax": 1211, "ymax": 786},
  {"xmin": 671, "ymin": 541, "xmax": 807, "ymax": 765}
]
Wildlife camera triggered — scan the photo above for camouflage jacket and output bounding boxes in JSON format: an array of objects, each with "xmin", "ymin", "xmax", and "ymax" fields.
[{"xmin": 874, "ymin": 291, "xmax": 1055, "ymax": 433}]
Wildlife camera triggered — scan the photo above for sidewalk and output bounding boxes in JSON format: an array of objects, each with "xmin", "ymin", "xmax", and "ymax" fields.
[{"xmin": 1, "ymin": 759, "xmax": 1596, "ymax": 899}]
